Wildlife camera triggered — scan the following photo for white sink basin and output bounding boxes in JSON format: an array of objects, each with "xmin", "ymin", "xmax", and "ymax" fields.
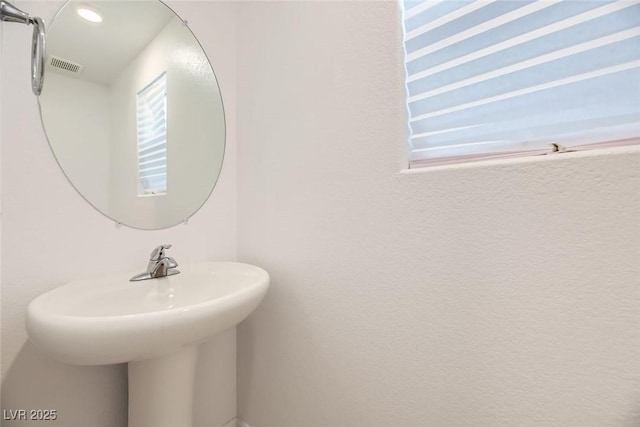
[
  {"xmin": 25, "ymin": 261, "xmax": 269, "ymax": 427},
  {"xmin": 27, "ymin": 261, "xmax": 269, "ymax": 365}
]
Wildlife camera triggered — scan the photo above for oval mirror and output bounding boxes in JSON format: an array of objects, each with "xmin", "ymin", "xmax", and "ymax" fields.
[{"xmin": 39, "ymin": 0, "xmax": 225, "ymax": 229}]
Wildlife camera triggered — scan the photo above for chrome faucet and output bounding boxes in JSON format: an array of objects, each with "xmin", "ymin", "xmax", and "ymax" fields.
[{"xmin": 130, "ymin": 244, "xmax": 180, "ymax": 281}]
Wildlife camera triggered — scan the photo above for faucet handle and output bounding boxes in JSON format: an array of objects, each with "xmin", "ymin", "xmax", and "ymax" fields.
[{"xmin": 150, "ymin": 244, "xmax": 172, "ymax": 261}]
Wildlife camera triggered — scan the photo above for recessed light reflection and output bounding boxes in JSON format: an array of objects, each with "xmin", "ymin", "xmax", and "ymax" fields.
[{"xmin": 77, "ymin": 8, "xmax": 102, "ymax": 23}]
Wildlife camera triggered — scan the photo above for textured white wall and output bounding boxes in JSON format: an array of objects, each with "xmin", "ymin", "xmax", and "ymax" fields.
[
  {"xmin": 236, "ymin": 2, "xmax": 640, "ymax": 426},
  {"xmin": 1, "ymin": 2, "xmax": 237, "ymax": 426}
]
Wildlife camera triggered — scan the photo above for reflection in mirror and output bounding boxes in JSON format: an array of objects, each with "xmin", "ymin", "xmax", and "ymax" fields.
[{"xmin": 39, "ymin": 0, "xmax": 225, "ymax": 229}]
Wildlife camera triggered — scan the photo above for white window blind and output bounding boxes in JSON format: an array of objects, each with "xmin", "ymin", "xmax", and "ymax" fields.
[
  {"xmin": 402, "ymin": 0, "xmax": 640, "ymax": 167},
  {"xmin": 137, "ymin": 72, "xmax": 167, "ymax": 194}
]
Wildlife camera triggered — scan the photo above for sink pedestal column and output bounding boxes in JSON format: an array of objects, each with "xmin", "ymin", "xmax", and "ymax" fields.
[{"xmin": 128, "ymin": 346, "xmax": 198, "ymax": 427}]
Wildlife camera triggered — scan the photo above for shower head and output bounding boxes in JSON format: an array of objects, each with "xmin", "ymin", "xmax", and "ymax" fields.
[{"xmin": 0, "ymin": 0, "xmax": 31, "ymax": 25}]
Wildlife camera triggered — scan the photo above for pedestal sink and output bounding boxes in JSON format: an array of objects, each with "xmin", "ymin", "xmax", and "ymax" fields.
[{"xmin": 26, "ymin": 261, "xmax": 269, "ymax": 427}]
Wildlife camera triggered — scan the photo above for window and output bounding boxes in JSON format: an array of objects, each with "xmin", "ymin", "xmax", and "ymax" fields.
[
  {"xmin": 402, "ymin": 0, "xmax": 640, "ymax": 167},
  {"xmin": 137, "ymin": 72, "xmax": 168, "ymax": 194}
]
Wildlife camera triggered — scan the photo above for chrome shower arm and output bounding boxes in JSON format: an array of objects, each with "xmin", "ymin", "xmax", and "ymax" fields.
[
  {"xmin": 0, "ymin": 0, "xmax": 30, "ymax": 24},
  {"xmin": 0, "ymin": 0, "xmax": 46, "ymax": 96}
]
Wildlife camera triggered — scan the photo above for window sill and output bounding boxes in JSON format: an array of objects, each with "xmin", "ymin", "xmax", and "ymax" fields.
[{"xmin": 400, "ymin": 144, "xmax": 640, "ymax": 175}]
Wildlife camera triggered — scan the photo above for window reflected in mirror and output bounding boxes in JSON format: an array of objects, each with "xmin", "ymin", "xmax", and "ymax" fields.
[{"xmin": 137, "ymin": 71, "xmax": 168, "ymax": 196}]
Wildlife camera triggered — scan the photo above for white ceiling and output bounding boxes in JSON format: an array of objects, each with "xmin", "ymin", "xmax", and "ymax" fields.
[{"xmin": 46, "ymin": 1, "xmax": 175, "ymax": 85}]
